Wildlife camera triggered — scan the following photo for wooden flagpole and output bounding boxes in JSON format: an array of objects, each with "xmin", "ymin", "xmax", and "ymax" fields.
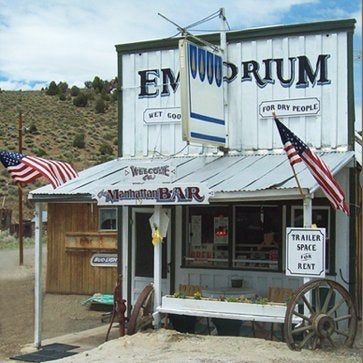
[
  {"xmin": 291, "ymin": 164, "xmax": 305, "ymax": 198},
  {"xmin": 17, "ymin": 105, "xmax": 24, "ymax": 266},
  {"xmin": 273, "ymin": 112, "xmax": 305, "ymax": 199}
]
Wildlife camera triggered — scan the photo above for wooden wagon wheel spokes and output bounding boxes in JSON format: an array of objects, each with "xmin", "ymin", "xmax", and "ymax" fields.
[
  {"xmin": 127, "ymin": 284, "xmax": 154, "ymax": 336},
  {"xmin": 284, "ymin": 279, "xmax": 357, "ymax": 351}
]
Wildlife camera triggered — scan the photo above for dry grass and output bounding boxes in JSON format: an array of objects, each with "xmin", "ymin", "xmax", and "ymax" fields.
[{"xmin": 0, "ymin": 90, "xmax": 118, "ymax": 222}]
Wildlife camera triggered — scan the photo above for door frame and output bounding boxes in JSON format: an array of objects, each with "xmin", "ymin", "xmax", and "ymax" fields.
[{"xmin": 131, "ymin": 207, "xmax": 171, "ymax": 305}]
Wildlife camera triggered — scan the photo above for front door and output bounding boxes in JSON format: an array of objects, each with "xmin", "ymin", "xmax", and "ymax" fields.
[{"xmin": 131, "ymin": 207, "xmax": 170, "ymax": 304}]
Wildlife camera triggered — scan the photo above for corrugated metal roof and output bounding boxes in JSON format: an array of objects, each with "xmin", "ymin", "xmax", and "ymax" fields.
[{"xmin": 28, "ymin": 151, "xmax": 355, "ymax": 203}]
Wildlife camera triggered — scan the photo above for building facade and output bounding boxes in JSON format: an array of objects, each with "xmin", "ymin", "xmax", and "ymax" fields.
[{"xmin": 30, "ymin": 19, "xmax": 361, "ymax": 318}]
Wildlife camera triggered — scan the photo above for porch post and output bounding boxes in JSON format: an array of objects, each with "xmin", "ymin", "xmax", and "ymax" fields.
[
  {"xmin": 153, "ymin": 205, "xmax": 162, "ymax": 311},
  {"xmin": 303, "ymin": 195, "xmax": 312, "ymax": 287},
  {"xmin": 34, "ymin": 202, "xmax": 43, "ymax": 349}
]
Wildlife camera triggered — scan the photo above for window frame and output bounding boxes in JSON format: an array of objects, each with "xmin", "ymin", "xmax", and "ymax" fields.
[
  {"xmin": 99, "ymin": 207, "xmax": 118, "ymax": 231},
  {"xmin": 183, "ymin": 204, "xmax": 283, "ymax": 272}
]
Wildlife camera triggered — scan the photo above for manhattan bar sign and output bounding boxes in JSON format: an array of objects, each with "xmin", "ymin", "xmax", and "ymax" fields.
[{"xmin": 94, "ymin": 183, "xmax": 211, "ymax": 205}]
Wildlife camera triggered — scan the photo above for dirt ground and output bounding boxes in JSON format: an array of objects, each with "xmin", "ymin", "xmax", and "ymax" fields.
[
  {"xmin": 0, "ymin": 247, "xmax": 362, "ymax": 363},
  {"xmin": 0, "ymin": 247, "xmax": 109, "ymax": 361}
]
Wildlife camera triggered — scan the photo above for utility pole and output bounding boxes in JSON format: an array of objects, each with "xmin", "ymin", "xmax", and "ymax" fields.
[{"xmin": 16, "ymin": 104, "xmax": 23, "ymax": 266}]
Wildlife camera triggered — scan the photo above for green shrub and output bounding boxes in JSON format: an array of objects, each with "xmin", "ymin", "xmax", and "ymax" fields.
[
  {"xmin": 46, "ymin": 81, "xmax": 58, "ymax": 96},
  {"xmin": 70, "ymin": 85, "xmax": 80, "ymax": 96},
  {"xmin": 98, "ymin": 154, "xmax": 114, "ymax": 163},
  {"xmin": 99, "ymin": 143, "xmax": 113, "ymax": 155},
  {"xmin": 59, "ymin": 93, "xmax": 67, "ymax": 101},
  {"xmin": 101, "ymin": 92, "xmax": 110, "ymax": 101},
  {"xmin": 84, "ymin": 81, "xmax": 93, "ymax": 89},
  {"xmin": 57, "ymin": 81, "xmax": 68, "ymax": 95},
  {"xmin": 34, "ymin": 148, "xmax": 47, "ymax": 157},
  {"xmin": 95, "ymin": 98, "xmax": 106, "ymax": 113},
  {"xmin": 73, "ymin": 133, "xmax": 85, "ymax": 148},
  {"xmin": 73, "ymin": 92, "xmax": 88, "ymax": 107},
  {"xmin": 92, "ymin": 76, "xmax": 104, "ymax": 94},
  {"xmin": 29, "ymin": 123, "xmax": 38, "ymax": 133}
]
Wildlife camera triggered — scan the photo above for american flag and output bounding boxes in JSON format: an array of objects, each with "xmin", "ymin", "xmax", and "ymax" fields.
[
  {"xmin": 0, "ymin": 151, "xmax": 78, "ymax": 189},
  {"xmin": 274, "ymin": 118, "xmax": 349, "ymax": 215}
]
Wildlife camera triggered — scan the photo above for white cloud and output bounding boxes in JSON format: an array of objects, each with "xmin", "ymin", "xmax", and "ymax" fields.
[{"xmin": 0, "ymin": 0, "xmax": 361, "ymax": 91}]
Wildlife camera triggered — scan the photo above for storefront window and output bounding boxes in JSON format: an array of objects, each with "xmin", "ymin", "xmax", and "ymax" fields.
[
  {"xmin": 184, "ymin": 205, "xmax": 282, "ymax": 271},
  {"xmin": 99, "ymin": 208, "xmax": 117, "ymax": 231},
  {"xmin": 185, "ymin": 206, "xmax": 230, "ymax": 268},
  {"xmin": 233, "ymin": 206, "xmax": 281, "ymax": 271}
]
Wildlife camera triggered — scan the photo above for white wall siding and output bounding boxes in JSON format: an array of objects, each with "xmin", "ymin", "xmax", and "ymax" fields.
[
  {"xmin": 227, "ymin": 32, "xmax": 348, "ymax": 152},
  {"xmin": 121, "ymin": 27, "xmax": 349, "ymax": 157}
]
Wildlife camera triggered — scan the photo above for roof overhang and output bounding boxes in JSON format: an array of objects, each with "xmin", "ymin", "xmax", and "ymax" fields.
[{"xmin": 28, "ymin": 151, "xmax": 355, "ymax": 204}]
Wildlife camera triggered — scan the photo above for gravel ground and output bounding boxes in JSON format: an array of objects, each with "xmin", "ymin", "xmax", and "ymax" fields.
[
  {"xmin": 0, "ymin": 247, "xmax": 362, "ymax": 363},
  {"xmin": 0, "ymin": 247, "xmax": 109, "ymax": 361}
]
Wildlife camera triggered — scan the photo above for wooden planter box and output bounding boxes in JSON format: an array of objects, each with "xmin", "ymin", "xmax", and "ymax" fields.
[{"xmin": 161, "ymin": 295, "xmax": 287, "ymax": 318}]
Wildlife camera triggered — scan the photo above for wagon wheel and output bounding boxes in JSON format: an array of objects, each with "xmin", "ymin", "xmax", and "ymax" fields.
[
  {"xmin": 127, "ymin": 284, "xmax": 154, "ymax": 335},
  {"xmin": 284, "ymin": 279, "xmax": 357, "ymax": 351}
]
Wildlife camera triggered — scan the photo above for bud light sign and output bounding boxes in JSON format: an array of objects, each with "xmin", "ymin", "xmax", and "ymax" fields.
[{"xmin": 90, "ymin": 254, "xmax": 118, "ymax": 267}]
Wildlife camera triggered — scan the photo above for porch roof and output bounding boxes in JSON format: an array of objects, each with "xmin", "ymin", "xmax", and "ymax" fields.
[{"xmin": 28, "ymin": 151, "xmax": 355, "ymax": 203}]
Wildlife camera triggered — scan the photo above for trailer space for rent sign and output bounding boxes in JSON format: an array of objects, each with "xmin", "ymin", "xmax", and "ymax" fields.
[{"xmin": 286, "ymin": 227, "xmax": 326, "ymax": 277}]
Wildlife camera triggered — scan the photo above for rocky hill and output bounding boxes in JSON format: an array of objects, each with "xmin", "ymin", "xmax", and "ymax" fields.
[{"xmin": 0, "ymin": 89, "xmax": 118, "ymax": 223}]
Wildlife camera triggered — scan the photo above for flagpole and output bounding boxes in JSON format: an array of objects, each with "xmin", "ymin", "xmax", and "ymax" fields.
[
  {"xmin": 291, "ymin": 163, "xmax": 305, "ymax": 198},
  {"xmin": 16, "ymin": 104, "xmax": 24, "ymax": 266},
  {"xmin": 273, "ymin": 112, "xmax": 305, "ymax": 198}
]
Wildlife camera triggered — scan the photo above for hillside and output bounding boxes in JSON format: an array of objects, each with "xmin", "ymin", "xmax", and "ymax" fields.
[{"xmin": 0, "ymin": 89, "xmax": 118, "ymax": 223}]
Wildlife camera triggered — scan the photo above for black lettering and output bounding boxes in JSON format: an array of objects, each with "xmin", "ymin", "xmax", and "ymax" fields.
[
  {"xmin": 275, "ymin": 58, "xmax": 296, "ymax": 87},
  {"xmin": 296, "ymin": 54, "xmax": 331, "ymax": 88},
  {"xmin": 241, "ymin": 60, "xmax": 266, "ymax": 87},
  {"xmin": 138, "ymin": 69, "xmax": 159, "ymax": 98},
  {"xmin": 161, "ymin": 68, "xmax": 179, "ymax": 96},
  {"xmin": 262, "ymin": 59, "xmax": 275, "ymax": 85},
  {"xmin": 224, "ymin": 61, "xmax": 238, "ymax": 83}
]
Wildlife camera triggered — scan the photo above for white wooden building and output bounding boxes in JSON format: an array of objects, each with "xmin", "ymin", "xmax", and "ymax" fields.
[{"xmin": 29, "ymin": 18, "xmax": 361, "ymax": 340}]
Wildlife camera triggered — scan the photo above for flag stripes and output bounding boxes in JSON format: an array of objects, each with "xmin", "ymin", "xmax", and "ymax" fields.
[
  {"xmin": 274, "ymin": 118, "xmax": 349, "ymax": 215},
  {"xmin": 0, "ymin": 151, "xmax": 78, "ymax": 189}
]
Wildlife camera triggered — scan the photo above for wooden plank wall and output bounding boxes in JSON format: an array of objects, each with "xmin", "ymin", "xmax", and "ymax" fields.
[{"xmin": 46, "ymin": 203, "xmax": 118, "ymax": 295}]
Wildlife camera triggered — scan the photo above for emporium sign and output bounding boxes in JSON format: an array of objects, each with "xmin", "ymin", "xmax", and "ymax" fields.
[
  {"xmin": 94, "ymin": 183, "xmax": 211, "ymax": 205},
  {"xmin": 285, "ymin": 227, "xmax": 326, "ymax": 278}
]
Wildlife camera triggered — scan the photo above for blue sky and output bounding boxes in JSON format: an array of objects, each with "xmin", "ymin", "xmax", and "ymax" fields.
[{"xmin": 0, "ymin": 0, "xmax": 361, "ymax": 125}]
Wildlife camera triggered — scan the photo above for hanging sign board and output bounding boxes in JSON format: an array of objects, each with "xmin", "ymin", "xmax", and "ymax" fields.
[
  {"xmin": 179, "ymin": 39, "xmax": 226, "ymax": 147},
  {"xmin": 285, "ymin": 227, "xmax": 326, "ymax": 277},
  {"xmin": 94, "ymin": 183, "xmax": 211, "ymax": 205}
]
